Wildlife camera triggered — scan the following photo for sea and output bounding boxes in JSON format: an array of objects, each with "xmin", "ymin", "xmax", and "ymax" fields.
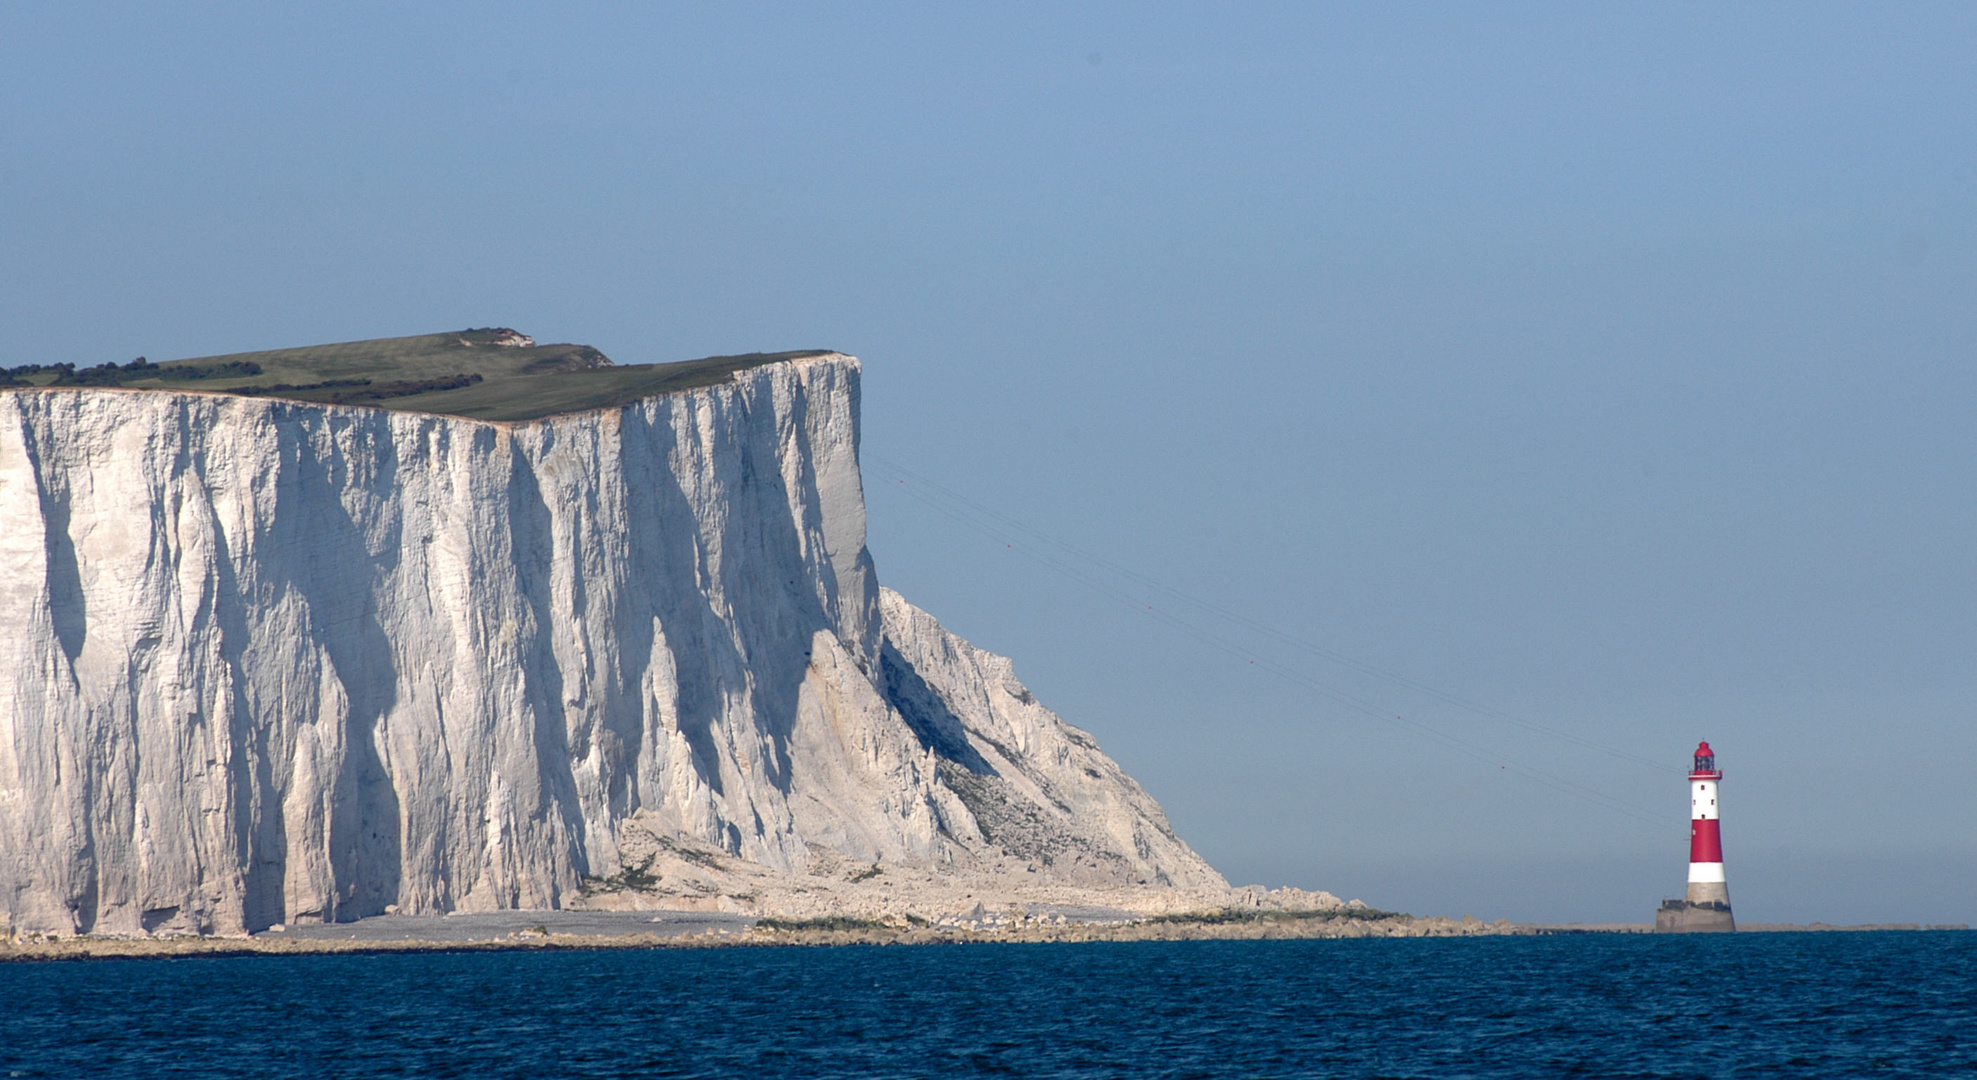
[{"xmin": 3, "ymin": 931, "xmax": 1972, "ymax": 1078}]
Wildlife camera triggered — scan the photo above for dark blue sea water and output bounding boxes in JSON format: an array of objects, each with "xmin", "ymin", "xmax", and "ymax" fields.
[{"xmin": 4, "ymin": 932, "xmax": 1973, "ymax": 1078}]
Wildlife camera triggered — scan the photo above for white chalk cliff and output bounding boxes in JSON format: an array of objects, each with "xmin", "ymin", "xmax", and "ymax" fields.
[{"xmin": 0, "ymin": 354, "xmax": 1226, "ymax": 936}]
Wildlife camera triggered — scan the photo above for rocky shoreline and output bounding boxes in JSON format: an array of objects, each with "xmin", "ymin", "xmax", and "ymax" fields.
[
  {"xmin": 9, "ymin": 908, "xmax": 1964, "ymax": 962},
  {"xmin": 1, "ymin": 909, "xmax": 1525, "ymax": 962}
]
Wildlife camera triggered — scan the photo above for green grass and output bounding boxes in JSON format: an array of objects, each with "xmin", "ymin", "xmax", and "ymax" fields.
[{"xmin": 3, "ymin": 329, "xmax": 834, "ymax": 422}]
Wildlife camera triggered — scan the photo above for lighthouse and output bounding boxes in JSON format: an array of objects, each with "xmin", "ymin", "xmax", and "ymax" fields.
[{"xmin": 1654, "ymin": 741, "xmax": 1736, "ymax": 932}]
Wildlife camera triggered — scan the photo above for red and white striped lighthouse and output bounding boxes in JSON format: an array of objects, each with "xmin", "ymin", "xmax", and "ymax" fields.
[
  {"xmin": 1686, "ymin": 742, "xmax": 1728, "ymax": 903},
  {"xmin": 1655, "ymin": 740, "xmax": 1736, "ymax": 932}
]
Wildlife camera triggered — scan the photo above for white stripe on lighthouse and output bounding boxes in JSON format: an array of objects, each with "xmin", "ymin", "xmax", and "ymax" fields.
[
  {"xmin": 1688, "ymin": 861, "xmax": 1726, "ymax": 883},
  {"xmin": 1691, "ymin": 780, "xmax": 1718, "ymax": 820}
]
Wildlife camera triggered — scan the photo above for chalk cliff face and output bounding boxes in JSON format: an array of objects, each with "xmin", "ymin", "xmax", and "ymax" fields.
[{"xmin": 0, "ymin": 355, "xmax": 1223, "ymax": 936}]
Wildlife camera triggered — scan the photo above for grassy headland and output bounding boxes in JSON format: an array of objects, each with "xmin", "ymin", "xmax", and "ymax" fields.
[{"xmin": 0, "ymin": 329, "xmax": 832, "ymax": 422}]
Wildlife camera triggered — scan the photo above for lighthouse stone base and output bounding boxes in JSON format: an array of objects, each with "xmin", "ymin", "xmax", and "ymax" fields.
[{"xmin": 1655, "ymin": 883, "xmax": 1735, "ymax": 933}]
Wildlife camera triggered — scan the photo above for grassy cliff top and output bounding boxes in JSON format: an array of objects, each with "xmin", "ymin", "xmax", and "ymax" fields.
[{"xmin": 0, "ymin": 329, "xmax": 835, "ymax": 422}]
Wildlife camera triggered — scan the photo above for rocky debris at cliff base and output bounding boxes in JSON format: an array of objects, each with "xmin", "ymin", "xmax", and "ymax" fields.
[
  {"xmin": 1, "ymin": 909, "xmax": 1525, "ymax": 961},
  {"xmin": 560, "ymin": 816, "xmax": 1272, "ymax": 922},
  {"xmin": 562, "ymin": 815, "xmax": 1356, "ymax": 925},
  {"xmin": 266, "ymin": 909, "xmax": 754, "ymax": 943}
]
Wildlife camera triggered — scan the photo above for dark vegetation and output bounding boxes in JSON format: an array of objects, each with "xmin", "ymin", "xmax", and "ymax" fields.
[
  {"xmin": 755, "ymin": 916, "xmax": 894, "ymax": 932},
  {"xmin": 232, "ymin": 379, "xmax": 372, "ymax": 395},
  {"xmin": 52, "ymin": 361, "xmax": 139, "ymax": 387},
  {"xmin": 159, "ymin": 360, "xmax": 265, "ymax": 381},
  {"xmin": 1141, "ymin": 906, "xmax": 1407, "ymax": 926},
  {"xmin": 234, "ymin": 373, "xmax": 483, "ymax": 404},
  {"xmin": 0, "ymin": 357, "xmax": 265, "ymax": 386},
  {"xmin": 0, "ymin": 330, "xmax": 835, "ymax": 422}
]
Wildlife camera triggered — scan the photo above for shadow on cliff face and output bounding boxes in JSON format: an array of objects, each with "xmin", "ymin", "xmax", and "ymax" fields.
[
  {"xmin": 618, "ymin": 414, "xmax": 739, "ymax": 817},
  {"xmin": 503, "ymin": 434, "xmax": 589, "ymax": 891},
  {"xmin": 879, "ymin": 640, "xmax": 995, "ymax": 776},
  {"xmin": 698, "ymin": 374, "xmax": 875, "ymax": 818},
  {"xmin": 211, "ymin": 495, "xmax": 288, "ymax": 934},
  {"xmin": 284, "ymin": 410, "xmax": 404, "ymax": 924},
  {"xmin": 38, "ymin": 482, "xmax": 87, "ymax": 665},
  {"xmin": 726, "ymin": 378, "xmax": 838, "ymax": 791},
  {"xmin": 626, "ymin": 408, "xmax": 801, "ymax": 834},
  {"xmin": 17, "ymin": 417, "xmax": 96, "ymax": 930},
  {"xmin": 610, "ymin": 381, "xmax": 855, "ymax": 863}
]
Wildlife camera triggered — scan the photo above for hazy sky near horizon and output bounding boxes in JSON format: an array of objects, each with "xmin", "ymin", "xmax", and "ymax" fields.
[{"xmin": 4, "ymin": 3, "xmax": 1974, "ymax": 924}]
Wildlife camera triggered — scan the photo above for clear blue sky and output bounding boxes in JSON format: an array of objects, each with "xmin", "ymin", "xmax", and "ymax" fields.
[{"xmin": 5, "ymin": 3, "xmax": 1973, "ymax": 924}]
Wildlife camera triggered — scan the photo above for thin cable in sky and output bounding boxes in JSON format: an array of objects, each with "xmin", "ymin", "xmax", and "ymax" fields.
[
  {"xmin": 868, "ymin": 452, "xmax": 1674, "ymax": 770},
  {"xmin": 867, "ymin": 452, "xmax": 1679, "ymax": 831}
]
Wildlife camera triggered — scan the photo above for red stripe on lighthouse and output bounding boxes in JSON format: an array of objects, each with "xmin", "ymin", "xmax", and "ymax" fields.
[{"xmin": 1689, "ymin": 817, "xmax": 1722, "ymax": 864}]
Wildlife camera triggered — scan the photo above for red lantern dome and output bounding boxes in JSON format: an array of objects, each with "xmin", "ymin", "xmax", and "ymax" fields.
[{"xmin": 1690, "ymin": 741, "xmax": 1721, "ymax": 780}]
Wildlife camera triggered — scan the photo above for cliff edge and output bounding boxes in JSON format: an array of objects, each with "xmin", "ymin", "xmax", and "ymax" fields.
[{"xmin": 0, "ymin": 341, "xmax": 1237, "ymax": 937}]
